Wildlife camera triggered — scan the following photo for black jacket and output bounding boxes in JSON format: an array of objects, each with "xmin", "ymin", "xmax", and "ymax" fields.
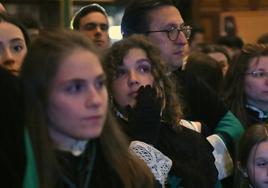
[{"xmin": 118, "ymin": 117, "xmax": 218, "ymax": 188}]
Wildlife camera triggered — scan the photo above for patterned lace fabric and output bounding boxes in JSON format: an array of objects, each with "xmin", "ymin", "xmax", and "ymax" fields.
[{"xmin": 129, "ymin": 141, "xmax": 172, "ymax": 187}]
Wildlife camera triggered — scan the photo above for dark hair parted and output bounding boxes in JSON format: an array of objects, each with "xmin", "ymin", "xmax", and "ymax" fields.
[
  {"xmin": 217, "ymin": 35, "xmax": 244, "ymax": 49},
  {"xmin": 0, "ymin": 13, "xmax": 30, "ymax": 48},
  {"xmin": 223, "ymin": 44, "xmax": 268, "ymax": 127},
  {"xmin": 188, "ymin": 24, "xmax": 204, "ymax": 43},
  {"xmin": 71, "ymin": 3, "xmax": 108, "ymax": 30},
  {"xmin": 121, "ymin": 0, "xmax": 174, "ymax": 37},
  {"xmin": 104, "ymin": 34, "xmax": 183, "ymax": 125},
  {"xmin": 20, "ymin": 29, "xmax": 154, "ymax": 188},
  {"xmin": 197, "ymin": 43, "xmax": 231, "ymax": 65},
  {"xmin": 235, "ymin": 124, "xmax": 268, "ymax": 188},
  {"xmin": 238, "ymin": 124, "xmax": 268, "ymax": 169}
]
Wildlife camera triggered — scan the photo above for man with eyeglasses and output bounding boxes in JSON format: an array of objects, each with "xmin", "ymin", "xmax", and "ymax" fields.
[
  {"xmin": 121, "ymin": 0, "xmax": 244, "ymax": 187},
  {"xmin": 122, "ymin": 0, "xmax": 190, "ymax": 71},
  {"xmin": 71, "ymin": 3, "xmax": 110, "ymax": 49}
]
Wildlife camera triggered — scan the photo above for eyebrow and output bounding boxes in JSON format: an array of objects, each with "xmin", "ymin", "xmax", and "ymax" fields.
[
  {"xmin": 165, "ymin": 22, "xmax": 185, "ymax": 28},
  {"xmin": 10, "ymin": 38, "xmax": 26, "ymax": 43},
  {"xmin": 96, "ymin": 73, "xmax": 106, "ymax": 80},
  {"xmin": 0, "ymin": 37, "xmax": 25, "ymax": 44},
  {"xmin": 83, "ymin": 22, "xmax": 108, "ymax": 26},
  {"xmin": 118, "ymin": 58, "xmax": 151, "ymax": 67},
  {"xmin": 136, "ymin": 58, "xmax": 151, "ymax": 64},
  {"xmin": 255, "ymin": 157, "xmax": 268, "ymax": 161},
  {"xmin": 250, "ymin": 68, "xmax": 266, "ymax": 71}
]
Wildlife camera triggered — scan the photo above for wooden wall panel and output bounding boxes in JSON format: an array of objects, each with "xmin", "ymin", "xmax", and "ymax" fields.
[
  {"xmin": 198, "ymin": 0, "xmax": 221, "ymax": 8},
  {"xmin": 220, "ymin": 11, "xmax": 268, "ymax": 43},
  {"xmin": 228, "ymin": 0, "xmax": 252, "ymax": 10},
  {"xmin": 259, "ymin": 0, "xmax": 268, "ymax": 8},
  {"xmin": 200, "ymin": 18, "xmax": 214, "ymax": 42},
  {"xmin": 192, "ymin": 0, "xmax": 268, "ymax": 42}
]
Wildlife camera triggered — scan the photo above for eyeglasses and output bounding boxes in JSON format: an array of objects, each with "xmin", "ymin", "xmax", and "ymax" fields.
[
  {"xmin": 246, "ymin": 70, "xmax": 268, "ymax": 78},
  {"xmin": 145, "ymin": 24, "xmax": 192, "ymax": 41}
]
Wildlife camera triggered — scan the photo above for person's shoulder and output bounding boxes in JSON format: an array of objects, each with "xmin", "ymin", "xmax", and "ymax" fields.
[
  {"xmin": 176, "ymin": 125, "xmax": 207, "ymax": 141},
  {"xmin": 160, "ymin": 122, "xmax": 207, "ymax": 143},
  {"xmin": 159, "ymin": 123, "xmax": 215, "ymax": 164}
]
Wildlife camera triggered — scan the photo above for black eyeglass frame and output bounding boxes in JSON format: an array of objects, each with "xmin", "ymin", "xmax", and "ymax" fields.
[{"xmin": 145, "ymin": 24, "xmax": 192, "ymax": 41}]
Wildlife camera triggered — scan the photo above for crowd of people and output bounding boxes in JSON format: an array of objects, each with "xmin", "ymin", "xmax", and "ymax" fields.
[{"xmin": 1, "ymin": 0, "xmax": 268, "ymax": 188}]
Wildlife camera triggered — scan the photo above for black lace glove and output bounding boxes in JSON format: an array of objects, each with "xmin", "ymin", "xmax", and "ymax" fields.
[{"xmin": 126, "ymin": 85, "xmax": 161, "ymax": 146}]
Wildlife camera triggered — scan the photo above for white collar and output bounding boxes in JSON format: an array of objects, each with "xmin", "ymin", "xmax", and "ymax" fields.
[
  {"xmin": 57, "ymin": 139, "xmax": 89, "ymax": 156},
  {"xmin": 246, "ymin": 104, "xmax": 268, "ymax": 119}
]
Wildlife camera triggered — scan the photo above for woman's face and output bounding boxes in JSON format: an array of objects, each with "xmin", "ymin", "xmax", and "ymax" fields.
[
  {"xmin": 0, "ymin": 21, "xmax": 27, "ymax": 75},
  {"xmin": 245, "ymin": 56, "xmax": 268, "ymax": 110},
  {"xmin": 246, "ymin": 140, "xmax": 268, "ymax": 188},
  {"xmin": 47, "ymin": 49, "xmax": 108, "ymax": 145},
  {"xmin": 111, "ymin": 48, "xmax": 154, "ymax": 109}
]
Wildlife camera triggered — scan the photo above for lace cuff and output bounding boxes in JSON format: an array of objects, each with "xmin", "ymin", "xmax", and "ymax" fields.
[{"xmin": 129, "ymin": 141, "xmax": 172, "ymax": 187}]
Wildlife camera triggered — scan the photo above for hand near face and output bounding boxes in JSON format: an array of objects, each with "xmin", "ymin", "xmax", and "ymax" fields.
[{"xmin": 126, "ymin": 85, "xmax": 161, "ymax": 145}]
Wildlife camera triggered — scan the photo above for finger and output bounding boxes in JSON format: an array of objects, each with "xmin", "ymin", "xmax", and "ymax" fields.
[{"xmin": 125, "ymin": 105, "xmax": 133, "ymax": 114}]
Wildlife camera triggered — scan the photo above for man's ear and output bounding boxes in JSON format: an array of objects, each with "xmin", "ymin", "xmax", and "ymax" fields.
[{"xmin": 237, "ymin": 161, "xmax": 248, "ymax": 177}]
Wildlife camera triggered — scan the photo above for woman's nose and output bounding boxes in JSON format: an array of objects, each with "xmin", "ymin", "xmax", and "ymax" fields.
[
  {"xmin": 1, "ymin": 48, "xmax": 15, "ymax": 66},
  {"xmin": 127, "ymin": 70, "xmax": 139, "ymax": 86},
  {"xmin": 85, "ymin": 88, "xmax": 102, "ymax": 108}
]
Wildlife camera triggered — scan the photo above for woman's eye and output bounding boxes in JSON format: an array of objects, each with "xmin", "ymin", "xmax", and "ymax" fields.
[
  {"xmin": 251, "ymin": 71, "xmax": 267, "ymax": 78},
  {"xmin": 12, "ymin": 42, "xmax": 25, "ymax": 53},
  {"xmin": 138, "ymin": 64, "xmax": 151, "ymax": 73},
  {"xmin": 65, "ymin": 82, "xmax": 85, "ymax": 94},
  {"xmin": 14, "ymin": 45, "xmax": 23, "ymax": 52},
  {"xmin": 95, "ymin": 78, "xmax": 106, "ymax": 90},
  {"xmin": 256, "ymin": 161, "xmax": 267, "ymax": 167},
  {"xmin": 256, "ymin": 72, "xmax": 265, "ymax": 77}
]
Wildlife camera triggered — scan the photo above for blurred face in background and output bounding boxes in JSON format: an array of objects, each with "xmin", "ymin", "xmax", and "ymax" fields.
[
  {"xmin": 79, "ymin": 12, "xmax": 109, "ymax": 49},
  {"xmin": 245, "ymin": 56, "xmax": 268, "ymax": 110},
  {"xmin": 0, "ymin": 21, "xmax": 27, "ymax": 75},
  {"xmin": 190, "ymin": 32, "xmax": 204, "ymax": 51},
  {"xmin": 208, "ymin": 52, "xmax": 229, "ymax": 75},
  {"xmin": 246, "ymin": 140, "xmax": 268, "ymax": 188}
]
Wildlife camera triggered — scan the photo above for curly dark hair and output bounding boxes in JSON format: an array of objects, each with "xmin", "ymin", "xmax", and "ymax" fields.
[{"xmin": 103, "ymin": 34, "xmax": 183, "ymax": 125}]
